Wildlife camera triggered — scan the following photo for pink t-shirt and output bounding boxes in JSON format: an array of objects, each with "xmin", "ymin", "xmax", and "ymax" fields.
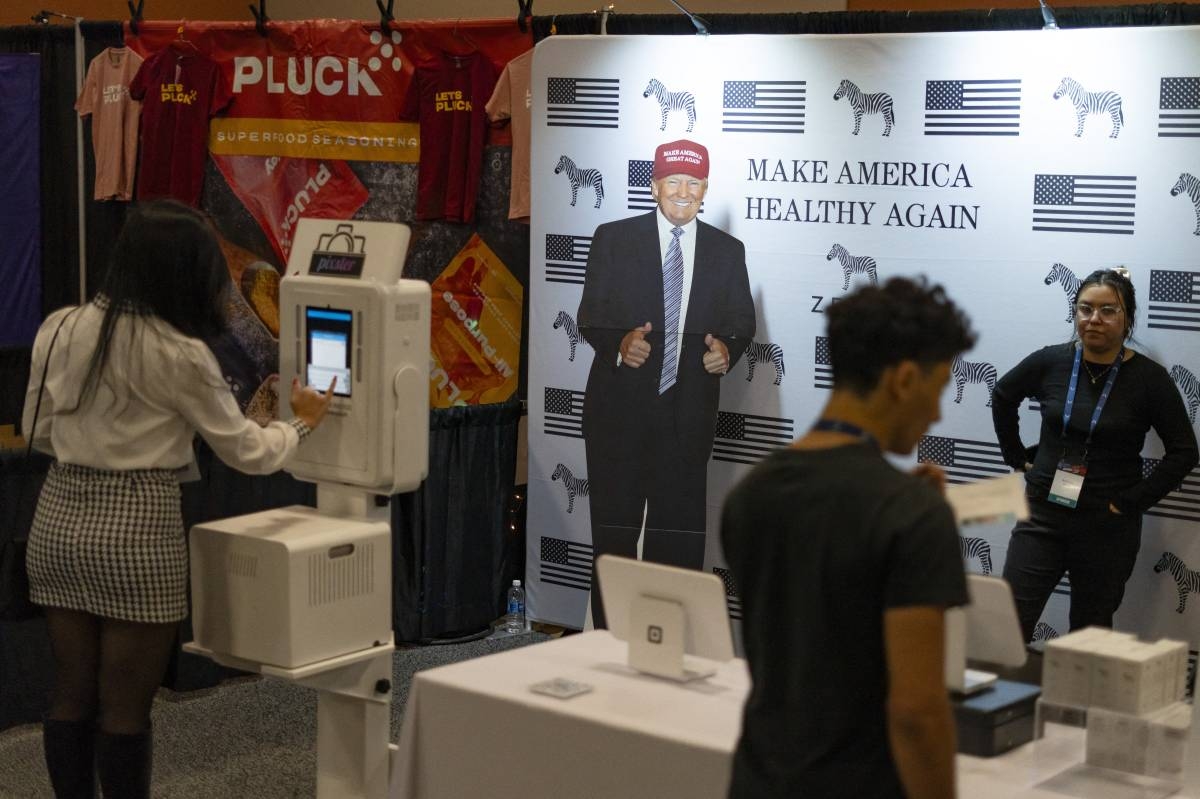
[
  {"xmin": 485, "ymin": 50, "xmax": 533, "ymax": 223},
  {"xmin": 75, "ymin": 47, "xmax": 143, "ymax": 201}
]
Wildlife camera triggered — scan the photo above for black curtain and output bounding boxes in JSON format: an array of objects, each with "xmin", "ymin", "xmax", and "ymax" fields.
[
  {"xmin": 0, "ymin": 450, "xmax": 52, "ymax": 731},
  {"xmin": 533, "ymin": 3, "xmax": 1200, "ymax": 39},
  {"xmin": 392, "ymin": 401, "xmax": 522, "ymax": 643},
  {"xmin": 0, "ymin": 26, "xmax": 79, "ymax": 320},
  {"xmin": 0, "ymin": 26, "xmax": 75, "ymax": 432},
  {"xmin": 0, "ymin": 22, "xmax": 123, "ymax": 432}
]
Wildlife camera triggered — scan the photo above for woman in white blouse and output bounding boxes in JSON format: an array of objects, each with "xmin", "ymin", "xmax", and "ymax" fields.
[{"xmin": 22, "ymin": 200, "xmax": 335, "ymax": 798}]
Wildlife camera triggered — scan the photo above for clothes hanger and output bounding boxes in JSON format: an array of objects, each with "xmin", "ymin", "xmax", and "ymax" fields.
[
  {"xmin": 127, "ymin": 0, "xmax": 144, "ymax": 36},
  {"xmin": 170, "ymin": 23, "xmax": 199, "ymax": 53},
  {"xmin": 451, "ymin": 19, "xmax": 480, "ymax": 53}
]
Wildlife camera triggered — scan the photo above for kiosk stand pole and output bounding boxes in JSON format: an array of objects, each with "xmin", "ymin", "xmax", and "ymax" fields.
[
  {"xmin": 312, "ymin": 481, "xmax": 394, "ymax": 797},
  {"xmin": 310, "ymin": 650, "xmax": 396, "ymax": 799},
  {"xmin": 317, "ymin": 483, "xmax": 391, "ymax": 523}
]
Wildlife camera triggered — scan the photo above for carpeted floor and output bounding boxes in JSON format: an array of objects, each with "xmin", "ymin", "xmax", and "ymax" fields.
[{"xmin": 0, "ymin": 629, "xmax": 549, "ymax": 798}]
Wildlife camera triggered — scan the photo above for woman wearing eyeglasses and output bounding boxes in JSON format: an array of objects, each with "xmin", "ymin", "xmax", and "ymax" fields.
[{"xmin": 992, "ymin": 268, "xmax": 1197, "ymax": 643}]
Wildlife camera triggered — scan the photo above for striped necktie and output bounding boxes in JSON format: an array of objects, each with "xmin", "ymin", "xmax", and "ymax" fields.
[{"xmin": 659, "ymin": 226, "xmax": 684, "ymax": 394}]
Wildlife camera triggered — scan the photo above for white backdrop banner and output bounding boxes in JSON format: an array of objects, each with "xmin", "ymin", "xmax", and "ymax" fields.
[{"xmin": 527, "ymin": 27, "xmax": 1200, "ymax": 686}]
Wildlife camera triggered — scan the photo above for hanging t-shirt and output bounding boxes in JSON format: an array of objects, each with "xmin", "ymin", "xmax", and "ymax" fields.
[
  {"xmin": 401, "ymin": 51, "xmax": 497, "ymax": 224},
  {"xmin": 129, "ymin": 45, "xmax": 232, "ymax": 207},
  {"xmin": 75, "ymin": 47, "xmax": 144, "ymax": 201},
  {"xmin": 485, "ymin": 49, "xmax": 533, "ymax": 223}
]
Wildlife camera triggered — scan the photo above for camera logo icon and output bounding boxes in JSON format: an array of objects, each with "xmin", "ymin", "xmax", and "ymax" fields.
[{"xmin": 647, "ymin": 625, "xmax": 663, "ymax": 644}]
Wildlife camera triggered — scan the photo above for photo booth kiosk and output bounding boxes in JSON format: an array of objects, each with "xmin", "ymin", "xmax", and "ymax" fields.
[{"xmin": 186, "ymin": 219, "xmax": 430, "ymax": 799}]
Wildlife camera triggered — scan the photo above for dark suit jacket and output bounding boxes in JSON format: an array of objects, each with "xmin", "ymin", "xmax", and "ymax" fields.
[{"xmin": 577, "ymin": 211, "xmax": 756, "ymax": 469}]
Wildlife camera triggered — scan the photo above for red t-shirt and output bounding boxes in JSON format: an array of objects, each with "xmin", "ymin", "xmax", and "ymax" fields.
[
  {"xmin": 129, "ymin": 45, "xmax": 232, "ymax": 206},
  {"xmin": 401, "ymin": 51, "xmax": 497, "ymax": 224}
]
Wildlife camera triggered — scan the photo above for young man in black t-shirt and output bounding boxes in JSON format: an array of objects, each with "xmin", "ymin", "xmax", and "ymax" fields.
[{"xmin": 721, "ymin": 277, "xmax": 975, "ymax": 799}]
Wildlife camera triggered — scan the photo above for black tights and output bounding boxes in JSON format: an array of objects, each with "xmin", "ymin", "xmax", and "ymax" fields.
[{"xmin": 44, "ymin": 607, "xmax": 178, "ymax": 734}]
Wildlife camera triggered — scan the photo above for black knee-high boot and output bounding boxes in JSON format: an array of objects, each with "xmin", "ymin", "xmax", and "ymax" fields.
[
  {"xmin": 95, "ymin": 729, "xmax": 152, "ymax": 799},
  {"xmin": 42, "ymin": 718, "xmax": 96, "ymax": 799}
]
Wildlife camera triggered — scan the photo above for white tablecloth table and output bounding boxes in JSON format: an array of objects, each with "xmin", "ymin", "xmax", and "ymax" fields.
[
  {"xmin": 391, "ymin": 630, "xmax": 1199, "ymax": 799},
  {"xmin": 391, "ymin": 630, "xmax": 747, "ymax": 799}
]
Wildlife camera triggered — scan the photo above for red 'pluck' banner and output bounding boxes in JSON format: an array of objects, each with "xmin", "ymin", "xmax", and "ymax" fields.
[{"xmin": 127, "ymin": 19, "xmax": 530, "ymax": 161}]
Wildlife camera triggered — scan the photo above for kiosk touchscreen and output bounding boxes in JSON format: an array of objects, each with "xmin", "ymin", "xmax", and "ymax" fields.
[
  {"xmin": 596, "ymin": 555, "xmax": 735, "ymax": 681},
  {"xmin": 305, "ymin": 308, "xmax": 353, "ymax": 397}
]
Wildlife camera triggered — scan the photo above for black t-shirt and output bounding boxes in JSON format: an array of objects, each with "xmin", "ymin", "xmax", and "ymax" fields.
[
  {"xmin": 720, "ymin": 444, "xmax": 968, "ymax": 799},
  {"xmin": 992, "ymin": 344, "xmax": 1198, "ymax": 513}
]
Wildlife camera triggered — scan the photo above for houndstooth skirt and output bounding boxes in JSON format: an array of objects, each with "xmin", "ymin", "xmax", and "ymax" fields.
[{"xmin": 27, "ymin": 462, "xmax": 187, "ymax": 623}]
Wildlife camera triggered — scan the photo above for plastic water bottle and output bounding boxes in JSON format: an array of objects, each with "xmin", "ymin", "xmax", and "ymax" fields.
[{"xmin": 505, "ymin": 579, "xmax": 525, "ymax": 634}]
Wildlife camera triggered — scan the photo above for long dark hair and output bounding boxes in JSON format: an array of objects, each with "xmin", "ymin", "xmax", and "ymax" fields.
[
  {"xmin": 1075, "ymin": 267, "xmax": 1136, "ymax": 338},
  {"xmin": 74, "ymin": 200, "xmax": 231, "ymax": 409}
]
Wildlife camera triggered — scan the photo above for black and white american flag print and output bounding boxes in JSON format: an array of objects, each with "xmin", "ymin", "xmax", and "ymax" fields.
[
  {"xmin": 540, "ymin": 536, "xmax": 593, "ymax": 591},
  {"xmin": 722, "ymin": 80, "xmax": 807, "ymax": 134},
  {"xmin": 546, "ymin": 77, "xmax": 620, "ymax": 128},
  {"xmin": 924, "ymin": 78, "xmax": 1021, "ymax": 136},
  {"xmin": 814, "ymin": 336, "xmax": 833, "ymax": 390},
  {"xmin": 1142, "ymin": 458, "xmax": 1200, "ymax": 523},
  {"xmin": 712, "ymin": 411, "xmax": 795, "ymax": 465},
  {"xmin": 545, "ymin": 234, "xmax": 591, "ymax": 285},
  {"xmin": 712, "ymin": 566, "xmax": 743, "ymax": 621},
  {"xmin": 1148, "ymin": 270, "xmax": 1200, "ymax": 333},
  {"xmin": 918, "ymin": 436, "xmax": 1009, "ymax": 484},
  {"xmin": 1031, "ymin": 174, "xmax": 1136, "ymax": 236},
  {"xmin": 544, "ymin": 387, "xmax": 584, "ymax": 438},
  {"xmin": 1159, "ymin": 77, "xmax": 1200, "ymax": 137}
]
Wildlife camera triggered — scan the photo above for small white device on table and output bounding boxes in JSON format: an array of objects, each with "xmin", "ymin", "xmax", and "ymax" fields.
[
  {"xmin": 945, "ymin": 574, "xmax": 1028, "ymax": 696},
  {"xmin": 186, "ymin": 219, "xmax": 430, "ymax": 799},
  {"xmin": 595, "ymin": 554, "xmax": 735, "ymax": 681}
]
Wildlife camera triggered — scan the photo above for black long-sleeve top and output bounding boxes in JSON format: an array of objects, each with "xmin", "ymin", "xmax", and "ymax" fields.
[{"xmin": 992, "ymin": 344, "xmax": 1198, "ymax": 513}]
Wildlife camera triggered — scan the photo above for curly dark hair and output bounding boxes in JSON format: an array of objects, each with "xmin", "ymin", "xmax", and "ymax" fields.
[{"xmin": 826, "ymin": 277, "xmax": 976, "ymax": 395}]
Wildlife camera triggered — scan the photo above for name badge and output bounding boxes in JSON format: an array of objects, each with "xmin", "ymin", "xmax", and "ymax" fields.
[{"xmin": 1048, "ymin": 457, "xmax": 1087, "ymax": 508}]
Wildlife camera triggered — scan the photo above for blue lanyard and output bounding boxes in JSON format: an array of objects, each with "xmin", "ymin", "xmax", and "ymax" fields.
[
  {"xmin": 1062, "ymin": 345, "xmax": 1124, "ymax": 447},
  {"xmin": 812, "ymin": 418, "xmax": 879, "ymax": 452}
]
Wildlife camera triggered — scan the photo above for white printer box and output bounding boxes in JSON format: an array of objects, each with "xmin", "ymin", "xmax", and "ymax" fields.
[
  {"xmin": 190, "ymin": 506, "xmax": 392, "ymax": 669},
  {"xmin": 1087, "ymin": 701, "xmax": 1193, "ymax": 779},
  {"xmin": 1116, "ymin": 643, "xmax": 1163, "ymax": 716},
  {"xmin": 1044, "ymin": 627, "xmax": 1118, "ymax": 707}
]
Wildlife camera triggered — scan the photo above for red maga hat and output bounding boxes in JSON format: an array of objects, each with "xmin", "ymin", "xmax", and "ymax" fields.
[{"xmin": 652, "ymin": 139, "xmax": 709, "ymax": 180}]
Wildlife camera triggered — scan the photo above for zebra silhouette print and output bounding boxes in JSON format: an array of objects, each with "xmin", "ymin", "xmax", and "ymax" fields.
[
  {"xmin": 827, "ymin": 243, "xmax": 878, "ymax": 291},
  {"xmin": 1052, "ymin": 77, "xmax": 1124, "ymax": 139},
  {"xmin": 1154, "ymin": 551, "xmax": 1200, "ymax": 614},
  {"xmin": 1044, "ymin": 263, "xmax": 1082, "ymax": 323},
  {"xmin": 953, "ymin": 355, "xmax": 997, "ymax": 407},
  {"xmin": 959, "ymin": 535, "xmax": 993, "ymax": 575},
  {"xmin": 553, "ymin": 155, "xmax": 605, "ymax": 209},
  {"xmin": 744, "ymin": 339, "xmax": 785, "ymax": 386},
  {"xmin": 553, "ymin": 310, "xmax": 583, "ymax": 362},
  {"xmin": 1171, "ymin": 173, "xmax": 1200, "ymax": 236},
  {"xmin": 1032, "ymin": 622, "xmax": 1060, "ymax": 642},
  {"xmin": 642, "ymin": 78, "xmax": 697, "ymax": 133},
  {"xmin": 832, "ymin": 79, "xmax": 895, "ymax": 136},
  {"xmin": 1170, "ymin": 365, "xmax": 1200, "ymax": 424},
  {"xmin": 551, "ymin": 463, "xmax": 589, "ymax": 514}
]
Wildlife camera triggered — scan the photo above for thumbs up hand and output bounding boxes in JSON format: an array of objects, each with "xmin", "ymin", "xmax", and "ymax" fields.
[
  {"xmin": 703, "ymin": 334, "xmax": 730, "ymax": 375},
  {"xmin": 620, "ymin": 322, "xmax": 653, "ymax": 368}
]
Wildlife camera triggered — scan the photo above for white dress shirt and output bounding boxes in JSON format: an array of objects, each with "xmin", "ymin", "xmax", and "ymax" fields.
[
  {"xmin": 23, "ymin": 302, "xmax": 301, "ymax": 474},
  {"xmin": 655, "ymin": 210, "xmax": 697, "ymax": 365}
]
